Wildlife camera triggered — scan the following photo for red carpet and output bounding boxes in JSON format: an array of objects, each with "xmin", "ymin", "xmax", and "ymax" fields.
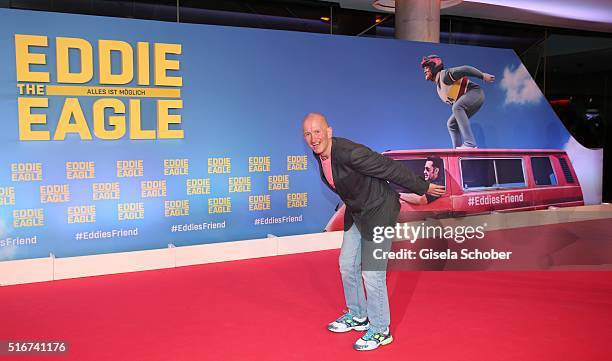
[{"xmin": 2, "ymin": 250, "xmax": 612, "ymax": 360}]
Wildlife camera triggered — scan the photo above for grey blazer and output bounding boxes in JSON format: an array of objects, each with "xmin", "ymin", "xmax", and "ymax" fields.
[{"xmin": 314, "ymin": 137, "xmax": 429, "ymax": 239}]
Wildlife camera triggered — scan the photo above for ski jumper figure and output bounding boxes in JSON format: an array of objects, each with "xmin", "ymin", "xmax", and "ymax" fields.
[{"xmin": 421, "ymin": 55, "xmax": 495, "ymax": 148}]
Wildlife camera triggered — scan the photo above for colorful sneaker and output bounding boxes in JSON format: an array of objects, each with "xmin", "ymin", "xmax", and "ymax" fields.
[
  {"xmin": 327, "ymin": 313, "xmax": 370, "ymax": 333},
  {"xmin": 353, "ymin": 328, "xmax": 393, "ymax": 351}
]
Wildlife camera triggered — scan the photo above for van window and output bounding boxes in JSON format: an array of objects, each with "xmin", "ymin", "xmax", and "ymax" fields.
[
  {"xmin": 461, "ymin": 159, "xmax": 495, "ymax": 189},
  {"xmin": 531, "ymin": 157, "xmax": 558, "ymax": 186},
  {"xmin": 461, "ymin": 158, "xmax": 525, "ymax": 190},
  {"xmin": 495, "ymin": 159, "xmax": 526, "ymax": 187}
]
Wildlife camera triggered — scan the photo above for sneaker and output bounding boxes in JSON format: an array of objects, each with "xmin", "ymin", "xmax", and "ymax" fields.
[
  {"xmin": 327, "ymin": 312, "xmax": 370, "ymax": 333},
  {"xmin": 456, "ymin": 145, "xmax": 478, "ymax": 149},
  {"xmin": 353, "ymin": 328, "xmax": 393, "ymax": 351}
]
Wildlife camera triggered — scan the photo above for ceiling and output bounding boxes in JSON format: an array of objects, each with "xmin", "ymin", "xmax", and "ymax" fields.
[{"xmin": 322, "ymin": 0, "xmax": 612, "ymax": 33}]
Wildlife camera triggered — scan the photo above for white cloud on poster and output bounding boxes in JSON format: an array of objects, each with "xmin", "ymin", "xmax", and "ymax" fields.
[{"xmin": 500, "ymin": 64, "xmax": 542, "ymax": 105}]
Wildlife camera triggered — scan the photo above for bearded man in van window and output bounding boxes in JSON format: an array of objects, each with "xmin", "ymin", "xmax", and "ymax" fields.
[{"xmin": 400, "ymin": 156, "xmax": 444, "ymax": 205}]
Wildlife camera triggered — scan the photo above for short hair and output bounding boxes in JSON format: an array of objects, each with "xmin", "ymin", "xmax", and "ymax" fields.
[
  {"xmin": 302, "ymin": 112, "xmax": 329, "ymax": 127},
  {"xmin": 426, "ymin": 156, "xmax": 443, "ymax": 170}
]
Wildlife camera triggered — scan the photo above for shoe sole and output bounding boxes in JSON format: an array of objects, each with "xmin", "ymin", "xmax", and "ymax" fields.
[
  {"xmin": 353, "ymin": 335, "xmax": 393, "ymax": 351},
  {"xmin": 327, "ymin": 324, "xmax": 370, "ymax": 333}
]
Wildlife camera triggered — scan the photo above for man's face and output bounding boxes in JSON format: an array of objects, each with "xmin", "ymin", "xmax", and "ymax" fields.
[
  {"xmin": 423, "ymin": 160, "xmax": 439, "ymax": 181},
  {"xmin": 303, "ymin": 115, "xmax": 332, "ymax": 156},
  {"xmin": 423, "ymin": 66, "xmax": 433, "ymax": 81}
]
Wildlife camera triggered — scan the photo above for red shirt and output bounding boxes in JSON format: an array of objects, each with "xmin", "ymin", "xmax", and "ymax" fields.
[{"xmin": 321, "ymin": 155, "xmax": 335, "ymax": 189}]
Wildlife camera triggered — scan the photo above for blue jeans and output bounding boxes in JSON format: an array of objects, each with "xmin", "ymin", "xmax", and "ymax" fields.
[
  {"xmin": 447, "ymin": 87, "xmax": 484, "ymax": 148},
  {"xmin": 339, "ymin": 223, "xmax": 390, "ymax": 333}
]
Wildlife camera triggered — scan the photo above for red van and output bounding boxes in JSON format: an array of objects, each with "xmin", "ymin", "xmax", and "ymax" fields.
[{"xmin": 325, "ymin": 149, "xmax": 584, "ymax": 232}]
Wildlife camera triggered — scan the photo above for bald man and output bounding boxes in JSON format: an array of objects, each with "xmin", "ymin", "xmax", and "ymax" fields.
[{"xmin": 302, "ymin": 112, "xmax": 444, "ymax": 351}]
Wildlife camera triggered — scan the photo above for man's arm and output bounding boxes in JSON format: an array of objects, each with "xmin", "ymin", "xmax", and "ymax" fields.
[
  {"xmin": 443, "ymin": 65, "xmax": 495, "ymax": 85},
  {"xmin": 399, "ymin": 192, "xmax": 428, "ymax": 205},
  {"xmin": 349, "ymin": 145, "xmax": 429, "ymax": 195}
]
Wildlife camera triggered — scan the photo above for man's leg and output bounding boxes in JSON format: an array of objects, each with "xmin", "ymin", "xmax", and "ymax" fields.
[
  {"xmin": 361, "ymin": 235, "xmax": 392, "ymax": 333},
  {"xmin": 339, "ymin": 224, "xmax": 367, "ymax": 318},
  {"xmin": 446, "ymin": 114, "xmax": 462, "ymax": 148},
  {"xmin": 352, "ymin": 198, "xmax": 398, "ymax": 351},
  {"xmin": 362, "ymin": 270, "xmax": 390, "ymax": 333},
  {"xmin": 354, "ymin": 229, "xmax": 393, "ymax": 351},
  {"xmin": 465, "ymin": 88, "xmax": 485, "ymax": 119},
  {"xmin": 452, "ymin": 88, "xmax": 484, "ymax": 148},
  {"xmin": 327, "ymin": 223, "xmax": 369, "ymax": 333}
]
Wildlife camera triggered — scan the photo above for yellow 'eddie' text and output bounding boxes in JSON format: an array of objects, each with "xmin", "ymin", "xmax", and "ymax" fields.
[{"xmin": 15, "ymin": 35, "xmax": 183, "ymax": 141}]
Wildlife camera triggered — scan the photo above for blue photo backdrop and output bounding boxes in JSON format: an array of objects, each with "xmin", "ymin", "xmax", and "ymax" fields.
[{"xmin": 0, "ymin": 9, "xmax": 600, "ymax": 261}]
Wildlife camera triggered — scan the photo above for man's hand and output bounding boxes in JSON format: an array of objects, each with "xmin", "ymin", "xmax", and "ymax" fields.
[
  {"xmin": 483, "ymin": 73, "xmax": 495, "ymax": 83},
  {"xmin": 426, "ymin": 184, "xmax": 445, "ymax": 197}
]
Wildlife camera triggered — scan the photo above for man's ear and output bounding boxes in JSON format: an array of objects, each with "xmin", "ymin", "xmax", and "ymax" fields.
[
  {"xmin": 327, "ymin": 127, "xmax": 333, "ymax": 138},
  {"xmin": 433, "ymin": 168, "xmax": 440, "ymax": 178}
]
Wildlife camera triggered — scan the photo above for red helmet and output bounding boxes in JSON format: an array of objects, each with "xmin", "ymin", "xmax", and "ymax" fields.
[{"xmin": 421, "ymin": 55, "xmax": 444, "ymax": 78}]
